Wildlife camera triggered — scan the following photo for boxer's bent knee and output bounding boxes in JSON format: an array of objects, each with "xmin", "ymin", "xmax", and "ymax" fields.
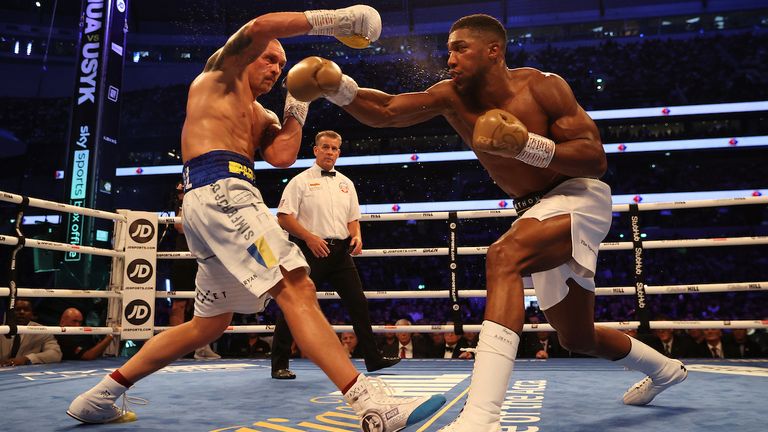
[
  {"xmin": 487, "ymin": 238, "xmax": 530, "ymax": 277},
  {"xmin": 558, "ymin": 333, "xmax": 598, "ymax": 354},
  {"xmin": 272, "ymin": 273, "xmax": 317, "ymax": 306}
]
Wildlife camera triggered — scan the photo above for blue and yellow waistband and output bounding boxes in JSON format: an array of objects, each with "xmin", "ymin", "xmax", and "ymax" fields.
[{"xmin": 182, "ymin": 150, "xmax": 256, "ymax": 191}]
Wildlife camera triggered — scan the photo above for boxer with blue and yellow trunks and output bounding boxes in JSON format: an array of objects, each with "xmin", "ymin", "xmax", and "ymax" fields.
[
  {"xmin": 181, "ymin": 150, "xmax": 308, "ymax": 317},
  {"xmin": 67, "ymin": 6, "xmax": 445, "ymax": 431}
]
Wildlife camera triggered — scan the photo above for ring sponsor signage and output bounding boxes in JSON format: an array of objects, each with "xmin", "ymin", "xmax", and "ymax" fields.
[
  {"xmin": 121, "ymin": 211, "xmax": 157, "ymax": 339},
  {"xmin": 64, "ymin": 0, "xmax": 129, "ymax": 261}
]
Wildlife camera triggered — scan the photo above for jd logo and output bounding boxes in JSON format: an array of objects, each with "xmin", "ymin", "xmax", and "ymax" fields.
[
  {"xmin": 124, "ymin": 299, "xmax": 151, "ymax": 325},
  {"xmin": 128, "ymin": 219, "xmax": 155, "ymax": 243},
  {"xmin": 127, "ymin": 259, "xmax": 153, "ymax": 284}
]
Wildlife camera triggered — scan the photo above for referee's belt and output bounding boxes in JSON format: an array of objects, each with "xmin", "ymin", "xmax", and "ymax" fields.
[
  {"xmin": 291, "ymin": 236, "xmax": 350, "ymax": 248},
  {"xmin": 324, "ymin": 238, "xmax": 349, "ymax": 246}
]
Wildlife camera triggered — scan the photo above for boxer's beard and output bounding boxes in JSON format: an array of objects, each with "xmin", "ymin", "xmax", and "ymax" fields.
[{"xmin": 456, "ymin": 73, "xmax": 485, "ymax": 111}]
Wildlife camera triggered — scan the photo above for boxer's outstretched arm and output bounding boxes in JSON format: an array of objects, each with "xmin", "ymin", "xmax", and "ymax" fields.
[
  {"xmin": 343, "ymin": 82, "xmax": 449, "ymax": 128},
  {"xmin": 531, "ymin": 73, "xmax": 607, "ymax": 178},
  {"xmin": 204, "ymin": 12, "xmax": 311, "ymax": 73},
  {"xmin": 206, "ymin": 6, "xmax": 381, "ymax": 74}
]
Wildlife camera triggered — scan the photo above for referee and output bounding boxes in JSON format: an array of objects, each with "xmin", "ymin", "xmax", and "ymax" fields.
[{"xmin": 271, "ymin": 130, "xmax": 399, "ymax": 379}]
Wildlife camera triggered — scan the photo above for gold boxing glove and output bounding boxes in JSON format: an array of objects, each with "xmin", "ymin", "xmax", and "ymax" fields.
[
  {"xmin": 285, "ymin": 57, "xmax": 342, "ymax": 102},
  {"xmin": 473, "ymin": 109, "xmax": 555, "ymax": 168},
  {"xmin": 304, "ymin": 5, "xmax": 382, "ymax": 49},
  {"xmin": 285, "ymin": 57, "xmax": 359, "ymax": 106}
]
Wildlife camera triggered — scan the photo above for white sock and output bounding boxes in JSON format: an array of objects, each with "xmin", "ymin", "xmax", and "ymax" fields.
[
  {"xmin": 462, "ymin": 320, "xmax": 520, "ymax": 424},
  {"xmin": 618, "ymin": 336, "xmax": 675, "ymax": 381},
  {"xmin": 96, "ymin": 375, "xmax": 129, "ymax": 399}
]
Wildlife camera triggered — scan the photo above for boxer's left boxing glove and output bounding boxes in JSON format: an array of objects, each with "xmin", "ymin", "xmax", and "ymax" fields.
[
  {"xmin": 473, "ymin": 109, "xmax": 556, "ymax": 168},
  {"xmin": 285, "ymin": 57, "xmax": 358, "ymax": 106},
  {"xmin": 304, "ymin": 5, "xmax": 382, "ymax": 49}
]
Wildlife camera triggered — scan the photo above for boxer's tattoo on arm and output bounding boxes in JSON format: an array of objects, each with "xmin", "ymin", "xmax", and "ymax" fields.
[
  {"xmin": 205, "ymin": 27, "xmax": 258, "ymax": 71},
  {"xmin": 221, "ymin": 30, "xmax": 253, "ymax": 61}
]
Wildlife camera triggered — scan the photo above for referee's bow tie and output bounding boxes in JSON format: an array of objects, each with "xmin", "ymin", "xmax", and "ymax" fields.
[{"xmin": 321, "ymin": 170, "xmax": 336, "ymax": 177}]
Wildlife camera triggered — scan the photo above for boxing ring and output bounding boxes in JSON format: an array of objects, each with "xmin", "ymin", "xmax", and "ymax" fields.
[{"xmin": 1, "ymin": 189, "xmax": 767, "ymax": 431}]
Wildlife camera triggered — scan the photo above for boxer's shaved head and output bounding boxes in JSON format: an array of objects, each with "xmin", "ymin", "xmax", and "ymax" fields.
[{"xmin": 450, "ymin": 14, "xmax": 507, "ymax": 52}]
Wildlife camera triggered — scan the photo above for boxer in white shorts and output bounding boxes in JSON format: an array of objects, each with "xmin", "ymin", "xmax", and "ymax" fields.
[
  {"xmin": 67, "ymin": 7, "xmax": 445, "ymax": 431},
  {"xmin": 287, "ymin": 13, "xmax": 688, "ymax": 431},
  {"xmin": 516, "ymin": 177, "xmax": 612, "ymax": 310}
]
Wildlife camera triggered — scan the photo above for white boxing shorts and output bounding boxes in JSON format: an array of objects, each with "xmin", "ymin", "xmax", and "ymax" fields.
[
  {"xmin": 181, "ymin": 151, "xmax": 309, "ymax": 317},
  {"xmin": 515, "ymin": 177, "xmax": 612, "ymax": 310}
]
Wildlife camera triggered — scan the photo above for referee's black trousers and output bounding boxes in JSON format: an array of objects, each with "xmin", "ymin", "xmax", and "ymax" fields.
[{"xmin": 271, "ymin": 237, "xmax": 381, "ymax": 371}]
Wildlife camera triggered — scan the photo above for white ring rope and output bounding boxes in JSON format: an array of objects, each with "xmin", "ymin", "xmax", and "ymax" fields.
[
  {"xmin": 0, "ymin": 191, "xmax": 126, "ymax": 222},
  {"xmin": 0, "ymin": 288, "xmax": 121, "ymax": 298},
  {"xmin": 2, "ymin": 281, "xmax": 765, "ymax": 300},
  {"xmin": 0, "ymin": 325, "xmax": 116, "ymax": 335},
  {"xmin": 0, "ymin": 234, "xmax": 122, "ymax": 258},
  {"xmin": 153, "ymin": 236, "xmax": 768, "ymax": 261},
  {"xmin": 3, "ymin": 320, "xmax": 766, "ymax": 337},
  {"xmin": 1, "ymin": 234, "xmax": 763, "ymax": 262},
  {"xmin": 154, "ymin": 196, "xmax": 768, "ymax": 224},
  {"xmin": 609, "ymin": 195, "xmax": 768, "ymax": 213},
  {"xmin": 595, "ymin": 237, "xmax": 768, "ymax": 251},
  {"xmin": 360, "ymin": 237, "xmax": 768, "ymax": 257}
]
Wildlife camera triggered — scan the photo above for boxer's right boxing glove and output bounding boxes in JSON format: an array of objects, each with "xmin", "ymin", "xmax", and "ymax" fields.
[
  {"xmin": 285, "ymin": 57, "xmax": 358, "ymax": 106},
  {"xmin": 283, "ymin": 91, "xmax": 308, "ymax": 127}
]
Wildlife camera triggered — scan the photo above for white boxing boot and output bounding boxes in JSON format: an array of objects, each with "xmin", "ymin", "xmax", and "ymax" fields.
[
  {"xmin": 67, "ymin": 375, "xmax": 138, "ymax": 424},
  {"xmin": 345, "ymin": 374, "xmax": 446, "ymax": 432},
  {"xmin": 620, "ymin": 336, "xmax": 688, "ymax": 405}
]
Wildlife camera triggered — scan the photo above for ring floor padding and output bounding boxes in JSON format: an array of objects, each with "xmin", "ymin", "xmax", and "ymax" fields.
[{"xmin": 1, "ymin": 357, "xmax": 766, "ymax": 431}]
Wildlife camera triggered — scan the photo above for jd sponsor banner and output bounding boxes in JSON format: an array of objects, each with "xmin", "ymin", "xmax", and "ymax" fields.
[{"xmin": 121, "ymin": 211, "xmax": 157, "ymax": 339}]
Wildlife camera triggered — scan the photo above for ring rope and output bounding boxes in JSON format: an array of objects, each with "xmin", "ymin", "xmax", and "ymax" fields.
[
  {"xmin": 3, "ymin": 320, "xmax": 766, "ymax": 337},
  {"xmin": 154, "ymin": 196, "xmax": 768, "ymax": 224},
  {"xmin": 150, "ymin": 236, "xmax": 768, "ymax": 260},
  {"xmin": 4, "ymin": 192, "xmax": 764, "ymax": 224},
  {"xmin": 363, "ymin": 237, "xmax": 768, "ymax": 257},
  {"xmin": 0, "ymin": 325, "xmax": 116, "ymax": 335},
  {"xmin": 0, "ymin": 234, "xmax": 123, "ymax": 258},
  {"xmin": 0, "ymin": 235, "xmax": 762, "ymax": 262},
  {"xmin": 0, "ymin": 191, "xmax": 127, "ymax": 222},
  {"xmin": 0, "ymin": 288, "xmax": 122, "ymax": 298},
  {"xmin": 2, "ymin": 281, "xmax": 765, "ymax": 300}
]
